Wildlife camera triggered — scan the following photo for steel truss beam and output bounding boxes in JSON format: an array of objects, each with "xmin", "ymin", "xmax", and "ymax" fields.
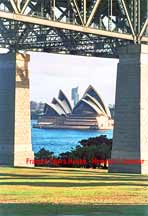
[
  {"xmin": 0, "ymin": 11, "xmax": 133, "ymax": 41},
  {"xmin": 0, "ymin": 0, "xmax": 147, "ymax": 58}
]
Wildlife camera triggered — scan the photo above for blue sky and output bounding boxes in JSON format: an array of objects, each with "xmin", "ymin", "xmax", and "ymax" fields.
[{"xmin": 29, "ymin": 52, "xmax": 118, "ymax": 106}]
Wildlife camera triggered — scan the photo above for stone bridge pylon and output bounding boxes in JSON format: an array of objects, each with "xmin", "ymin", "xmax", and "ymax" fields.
[
  {"xmin": 109, "ymin": 44, "xmax": 148, "ymax": 174},
  {"xmin": 0, "ymin": 52, "xmax": 34, "ymax": 166}
]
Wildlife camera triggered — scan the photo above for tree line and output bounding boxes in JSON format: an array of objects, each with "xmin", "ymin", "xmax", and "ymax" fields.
[{"xmin": 35, "ymin": 135, "xmax": 112, "ymax": 169}]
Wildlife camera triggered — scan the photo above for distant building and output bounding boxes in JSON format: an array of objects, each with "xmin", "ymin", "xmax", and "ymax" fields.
[
  {"xmin": 71, "ymin": 87, "xmax": 79, "ymax": 106},
  {"xmin": 30, "ymin": 101, "xmax": 45, "ymax": 112},
  {"xmin": 30, "ymin": 101, "xmax": 45, "ymax": 120},
  {"xmin": 37, "ymin": 102, "xmax": 45, "ymax": 113},
  {"xmin": 35, "ymin": 85, "xmax": 114, "ymax": 130},
  {"xmin": 30, "ymin": 101, "xmax": 38, "ymax": 111}
]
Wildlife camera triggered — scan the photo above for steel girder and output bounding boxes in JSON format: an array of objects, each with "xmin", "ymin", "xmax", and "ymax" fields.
[{"xmin": 0, "ymin": 0, "xmax": 148, "ymax": 57}]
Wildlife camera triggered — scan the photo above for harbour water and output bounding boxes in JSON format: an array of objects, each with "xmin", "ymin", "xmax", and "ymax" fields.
[{"xmin": 32, "ymin": 120, "xmax": 113, "ymax": 156}]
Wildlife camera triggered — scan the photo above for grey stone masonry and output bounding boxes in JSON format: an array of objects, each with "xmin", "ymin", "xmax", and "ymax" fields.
[
  {"xmin": 0, "ymin": 52, "xmax": 34, "ymax": 167},
  {"xmin": 109, "ymin": 44, "xmax": 148, "ymax": 174}
]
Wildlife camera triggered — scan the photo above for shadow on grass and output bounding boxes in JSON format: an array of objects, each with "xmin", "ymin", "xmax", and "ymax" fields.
[
  {"xmin": 0, "ymin": 171, "xmax": 148, "ymax": 187},
  {"xmin": 0, "ymin": 180, "xmax": 148, "ymax": 187},
  {"xmin": 1, "ymin": 167, "xmax": 108, "ymax": 174},
  {"xmin": 0, "ymin": 175, "xmax": 148, "ymax": 181},
  {"xmin": 0, "ymin": 203, "xmax": 148, "ymax": 216}
]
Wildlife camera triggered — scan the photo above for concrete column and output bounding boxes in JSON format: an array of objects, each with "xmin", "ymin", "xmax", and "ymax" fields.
[
  {"xmin": 109, "ymin": 44, "xmax": 148, "ymax": 174},
  {"xmin": 0, "ymin": 52, "xmax": 34, "ymax": 166}
]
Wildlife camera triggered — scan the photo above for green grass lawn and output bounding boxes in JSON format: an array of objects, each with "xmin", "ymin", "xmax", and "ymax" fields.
[{"xmin": 0, "ymin": 167, "xmax": 148, "ymax": 216}]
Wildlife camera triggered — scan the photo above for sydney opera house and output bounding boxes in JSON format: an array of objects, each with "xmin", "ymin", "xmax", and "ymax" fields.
[{"xmin": 35, "ymin": 85, "xmax": 114, "ymax": 130}]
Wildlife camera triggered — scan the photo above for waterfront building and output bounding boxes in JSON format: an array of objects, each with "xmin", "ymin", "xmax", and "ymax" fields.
[
  {"xmin": 35, "ymin": 85, "xmax": 113, "ymax": 130},
  {"xmin": 44, "ymin": 90, "xmax": 72, "ymax": 116}
]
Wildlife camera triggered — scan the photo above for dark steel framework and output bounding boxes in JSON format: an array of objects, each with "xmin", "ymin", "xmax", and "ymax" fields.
[{"xmin": 0, "ymin": 0, "xmax": 148, "ymax": 57}]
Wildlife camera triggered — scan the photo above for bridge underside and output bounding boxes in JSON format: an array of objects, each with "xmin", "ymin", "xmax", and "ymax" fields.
[{"xmin": 0, "ymin": 0, "xmax": 148, "ymax": 57}]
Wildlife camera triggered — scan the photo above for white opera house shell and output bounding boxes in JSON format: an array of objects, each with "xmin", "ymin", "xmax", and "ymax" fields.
[{"xmin": 35, "ymin": 85, "xmax": 114, "ymax": 130}]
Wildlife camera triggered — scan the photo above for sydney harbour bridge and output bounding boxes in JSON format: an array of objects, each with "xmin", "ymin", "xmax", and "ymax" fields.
[
  {"xmin": 0, "ymin": 0, "xmax": 148, "ymax": 56},
  {"xmin": 0, "ymin": 0, "xmax": 148, "ymax": 174}
]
